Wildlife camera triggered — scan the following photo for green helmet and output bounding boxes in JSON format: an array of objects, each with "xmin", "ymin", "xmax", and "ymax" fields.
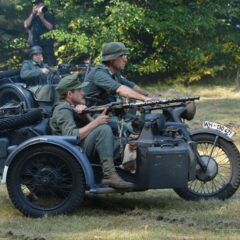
[
  {"xmin": 30, "ymin": 46, "xmax": 43, "ymax": 57},
  {"xmin": 102, "ymin": 42, "xmax": 129, "ymax": 62}
]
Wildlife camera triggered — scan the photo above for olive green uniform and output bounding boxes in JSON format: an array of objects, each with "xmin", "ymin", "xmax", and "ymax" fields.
[
  {"xmin": 84, "ymin": 63, "xmax": 135, "ymax": 105},
  {"xmin": 50, "ymin": 100, "xmax": 121, "ymax": 173},
  {"xmin": 84, "ymin": 63, "xmax": 135, "ymax": 133}
]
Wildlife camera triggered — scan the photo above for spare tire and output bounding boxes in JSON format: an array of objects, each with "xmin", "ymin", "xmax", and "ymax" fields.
[{"xmin": 0, "ymin": 109, "xmax": 42, "ymax": 131}]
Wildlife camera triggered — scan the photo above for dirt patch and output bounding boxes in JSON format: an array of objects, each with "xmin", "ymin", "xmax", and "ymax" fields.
[
  {"xmin": 1, "ymin": 231, "xmax": 46, "ymax": 240},
  {"xmin": 156, "ymin": 214, "xmax": 186, "ymax": 224}
]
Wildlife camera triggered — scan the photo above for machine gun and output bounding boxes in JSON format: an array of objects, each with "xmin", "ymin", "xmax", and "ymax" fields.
[{"xmin": 82, "ymin": 96, "xmax": 200, "ymax": 114}]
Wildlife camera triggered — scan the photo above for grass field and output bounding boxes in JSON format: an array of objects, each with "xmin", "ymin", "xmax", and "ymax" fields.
[{"xmin": 0, "ymin": 85, "xmax": 240, "ymax": 240}]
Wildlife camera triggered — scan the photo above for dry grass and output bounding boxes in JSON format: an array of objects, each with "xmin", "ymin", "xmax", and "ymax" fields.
[{"xmin": 0, "ymin": 85, "xmax": 240, "ymax": 240}]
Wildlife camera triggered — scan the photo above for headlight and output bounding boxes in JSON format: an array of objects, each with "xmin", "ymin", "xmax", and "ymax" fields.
[{"xmin": 181, "ymin": 101, "xmax": 196, "ymax": 121}]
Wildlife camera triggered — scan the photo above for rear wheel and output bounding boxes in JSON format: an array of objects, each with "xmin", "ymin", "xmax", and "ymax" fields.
[
  {"xmin": 174, "ymin": 134, "xmax": 240, "ymax": 200},
  {"xmin": 7, "ymin": 145, "xmax": 85, "ymax": 217}
]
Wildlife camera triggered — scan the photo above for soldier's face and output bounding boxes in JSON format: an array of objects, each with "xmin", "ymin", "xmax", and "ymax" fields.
[
  {"xmin": 111, "ymin": 54, "xmax": 127, "ymax": 70},
  {"xmin": 32, "ymin": 53, "xmax": 43, "ymax": 63},
  {"xmin": 70, "ymin": 89, "xmax": 84, "ymax": 104}
]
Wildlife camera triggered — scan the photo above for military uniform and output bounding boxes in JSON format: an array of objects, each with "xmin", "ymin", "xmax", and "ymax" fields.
[
  {"xmin": 84, "ymin": 42, "xmax": 135, "ymax": 133},
  {"xmin": 20, "ymin": 60, "xmax": 48, "ymax": 86},
  {"xmin": 20, "ymin": 58, "xmax": 56, "ymax": 102},
  {"xmin": 50, "ymin": 73, "xmax": 134, "ymax": 188},
  {"xmin": 50, "ymin": 100, "xmax": 121, "ymax": 173},
  {"xmin": 84, "ymin": 63, "xmax": 135, "ymax": 105}
]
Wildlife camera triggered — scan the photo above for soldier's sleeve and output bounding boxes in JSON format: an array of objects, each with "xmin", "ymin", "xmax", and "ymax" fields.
[
  {"xmin": 119, "ymin": 75, "xmax": 135, "ymax": 88},
  {"xmin": 51, "ymin": 106, "xmax": 80, "ymax": 138},
  {"xmin": 20, "ymin": 61, "xmax": 43, "ymax": 80},
  {"xmin": 94, "ymin": 70, "xmax": 121, "ymax": 94}
]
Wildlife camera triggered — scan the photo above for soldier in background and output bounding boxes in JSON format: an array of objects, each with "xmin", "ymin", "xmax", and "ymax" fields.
[
  {"xmin": 20, "ymin": 45, "xmax": 50, "ymax": 85},
  {"xmin": 20, "ymin": 46, "xmax": 56, "ymax": 102}
]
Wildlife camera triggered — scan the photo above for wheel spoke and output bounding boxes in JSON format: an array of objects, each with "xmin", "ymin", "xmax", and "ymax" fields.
[{"xmin": 187, "ymin": 138, "xmax": 234, "ymax": 197}]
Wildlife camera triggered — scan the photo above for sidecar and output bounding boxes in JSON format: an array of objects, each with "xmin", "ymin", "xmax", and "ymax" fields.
[{"xmin": 0, "ymin": 104, "xmax": 196, "ymax": 217}]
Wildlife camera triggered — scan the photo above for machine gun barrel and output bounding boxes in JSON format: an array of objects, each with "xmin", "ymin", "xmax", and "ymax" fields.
[{"xmin": 83, "ymin": 96, "xmax": 200, "ymax": 114}]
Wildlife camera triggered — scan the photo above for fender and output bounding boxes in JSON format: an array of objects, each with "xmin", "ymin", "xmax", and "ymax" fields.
[
  {"xmin": 190, "ymin": 128, "xmax": 233, "ymax": 142},
  {"xmin": 0, "ymin": 83, "xmax": 35, "ymax": 108},
  {"xmin": 2, "ymin": 135, "xmax": 96, "ymax": 190}
]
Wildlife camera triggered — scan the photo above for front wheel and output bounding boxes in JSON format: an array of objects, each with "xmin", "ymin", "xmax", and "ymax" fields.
[
  {"xmin": 6, "ymin": 145, "xmax": 85, "ymax": 217},
  {"xmin": 174, "ymin": 133, "xmax": 240, "ymax": 200}
]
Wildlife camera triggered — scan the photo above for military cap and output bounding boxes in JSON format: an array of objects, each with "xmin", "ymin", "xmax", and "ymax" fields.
[
  {"xmin": 102, "ymin": 42, "xmax": 129, "ymax": 62},
  {"xmin": 56, "ymin": 73, "xmax": 89, "ymax": 95},
  {"xmin": 30, "ymin": 46, "xmax": 43, "ymax": 57}
]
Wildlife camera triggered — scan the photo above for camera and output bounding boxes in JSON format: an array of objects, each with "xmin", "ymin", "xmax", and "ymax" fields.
[{"xmin": 39, "ymin": 6, "xmax": 48, "ymax": 13}]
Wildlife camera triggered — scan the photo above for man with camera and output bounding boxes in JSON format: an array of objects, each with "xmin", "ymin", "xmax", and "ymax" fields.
[{"xmin": 23, "ymin": 0, "xmax": 56, "ymax": 66}]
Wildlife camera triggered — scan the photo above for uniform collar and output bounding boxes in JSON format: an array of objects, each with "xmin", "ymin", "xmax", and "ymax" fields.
[{"xmin": 31, "ymin": 60, "xmax": 43, "ymax": 68}]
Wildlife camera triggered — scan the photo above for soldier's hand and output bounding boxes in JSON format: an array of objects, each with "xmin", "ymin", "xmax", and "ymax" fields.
[
  {"xmin": 41, "ymin": 68, "xmax": 50, "ymax": 75},
  {"xmin": 94, "ymin": 114, "xmax": 109, "ymax": 126},
  {"xmin": 101, "ymin": 108, "xmax": 108, "ymax": 115},
  {"xmin": 143, "ymin": 95, "xmax": 160, "ymax": 102},
  {"xmin": 74, "ymin": 104, "xmax": 87, "ymax": 114}
]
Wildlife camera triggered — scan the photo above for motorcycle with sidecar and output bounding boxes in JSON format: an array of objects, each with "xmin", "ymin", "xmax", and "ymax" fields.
[{"xmin": 0, "ymin": 96, "xmax": 239, "ymax": 217}]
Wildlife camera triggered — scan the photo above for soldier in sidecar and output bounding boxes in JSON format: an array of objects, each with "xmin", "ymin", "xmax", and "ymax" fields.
[{"xmin": 50, "ymin": 73, "xmax": 134, "ymax": 189}]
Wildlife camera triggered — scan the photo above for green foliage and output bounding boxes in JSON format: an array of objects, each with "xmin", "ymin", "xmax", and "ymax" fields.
[{"xmin": 0, "ymin": 0, "xmax": 239, "ymax": 83}]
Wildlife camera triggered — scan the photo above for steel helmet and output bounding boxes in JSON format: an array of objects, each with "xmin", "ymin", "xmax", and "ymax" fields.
[
  {"xmin": 29, "ymin": 46, "xmax": 43, "ymax": 57},
  {"xmin": 102, "ymin": 42, "xmax": 129, "ymax": 62}
]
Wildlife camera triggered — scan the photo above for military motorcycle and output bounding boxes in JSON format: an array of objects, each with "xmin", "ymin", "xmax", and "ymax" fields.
[{"xmin": 0, "ymin": 96, "xmax": 239, "ymax": 217}]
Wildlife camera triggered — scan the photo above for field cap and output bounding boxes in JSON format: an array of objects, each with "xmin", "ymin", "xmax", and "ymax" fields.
[{"xmin": 56, "ymin": 73, "xmax": 89, "ymax": 95}]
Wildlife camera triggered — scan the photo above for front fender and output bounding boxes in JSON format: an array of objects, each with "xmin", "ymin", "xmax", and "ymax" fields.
[
  {"xmin": 0, "ymin": 83, "xmax": 35, "ymax": 108},
  {"xmin": 190, "ymin": 128, "xmax": 233, "ymax": 142},
  {"xmin": 2, "ymin": 136, "xmax": 96, "ymax": 190}
]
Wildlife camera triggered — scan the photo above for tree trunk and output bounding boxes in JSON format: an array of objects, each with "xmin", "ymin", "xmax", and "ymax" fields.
[{"xmin": 234, "ymin": 64, "xmax": 240, "ymax": 92}]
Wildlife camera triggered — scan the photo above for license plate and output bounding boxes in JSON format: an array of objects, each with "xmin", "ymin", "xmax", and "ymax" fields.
[{"xmin": 202, "ymin": 121, "xmax": 235, "ymax": 138}]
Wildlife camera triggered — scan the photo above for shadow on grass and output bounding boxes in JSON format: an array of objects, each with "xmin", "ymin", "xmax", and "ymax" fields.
[{"xmin": 76, "ymin": 191, "xmax": 224, "ymax": 217}]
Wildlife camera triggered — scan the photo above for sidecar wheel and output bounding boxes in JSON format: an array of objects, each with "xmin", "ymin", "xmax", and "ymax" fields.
[
  {"xmin": 6, "ymin": 145, "xmax": 85, "ymax": 217},
  {"xmin": 174, "ymin": 134, "xmax": 240, "ymax": 200}
]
